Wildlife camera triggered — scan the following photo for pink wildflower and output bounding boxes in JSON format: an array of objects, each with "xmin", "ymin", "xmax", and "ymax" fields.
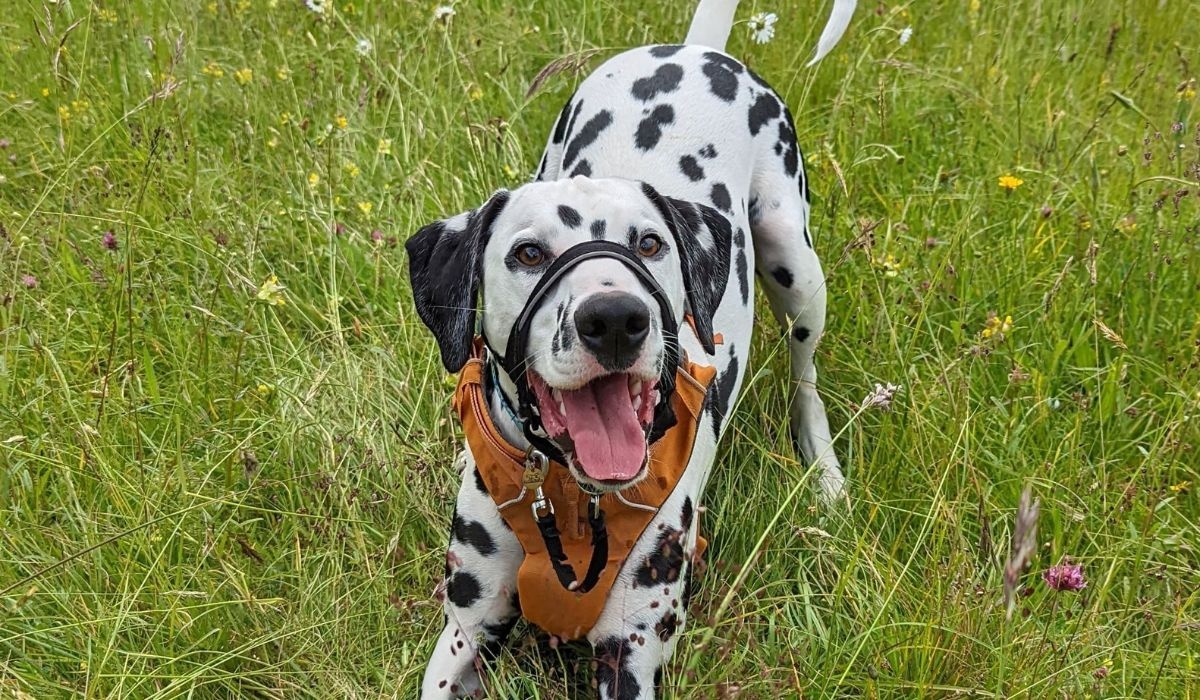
[
  {"xmin": 21, "ymin": 274, "xmax": 37, "ymax": 288},
  {"xmin": 1043, "ymin": 560, "xmax": 1086, "ymax": 592},
  {"xmin": 102, "ymin": 230, "xmax": 118, "ymax": 250}
]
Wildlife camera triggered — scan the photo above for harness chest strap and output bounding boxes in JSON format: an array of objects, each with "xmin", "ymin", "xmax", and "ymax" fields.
[{"xmin": 452, "ymin": 355, "xmax": 716, "ymax": 642}]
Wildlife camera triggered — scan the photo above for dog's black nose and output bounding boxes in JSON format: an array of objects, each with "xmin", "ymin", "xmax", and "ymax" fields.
[{"xmin": 573, "ymin": 293, "xmax": 650, "ymax": 370}]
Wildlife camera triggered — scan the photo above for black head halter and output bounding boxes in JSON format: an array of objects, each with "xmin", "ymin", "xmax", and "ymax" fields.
[{"xmin": 485, "ymin": 240, "xmax": 681, "ymax": 466}]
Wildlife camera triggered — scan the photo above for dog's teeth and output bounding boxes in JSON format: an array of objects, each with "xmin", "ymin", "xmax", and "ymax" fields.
[
  {"xmin": 557, "ymin": 397, "xmax": 566, "ymax": 415},
  {"xmin": 630, "ymin": 380, "xmax": 643, "ymax": 397},
  {"xmin": 632, "ymin": 395, "xmax": 643, "ymax": 412}
]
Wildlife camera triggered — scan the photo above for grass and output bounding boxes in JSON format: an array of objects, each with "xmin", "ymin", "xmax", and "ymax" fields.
[{"xmin": 1, "ymin": 0, "xmax": 1198, "ymax": 697}]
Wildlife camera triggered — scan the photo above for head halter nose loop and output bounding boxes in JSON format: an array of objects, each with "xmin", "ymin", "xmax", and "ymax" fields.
[{"xmin": 487, "ymin": 240, "xmax": 681, "ymax": 466}]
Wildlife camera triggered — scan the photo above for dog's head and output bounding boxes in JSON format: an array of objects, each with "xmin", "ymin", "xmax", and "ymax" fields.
[{"xmin": 406, "ymin": 177, "xmax": 730, "ymax": 491}]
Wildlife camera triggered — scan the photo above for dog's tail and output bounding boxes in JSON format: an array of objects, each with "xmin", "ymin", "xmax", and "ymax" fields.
[
  {"xmin": 683, "ymin": 0, "xmax": 856, "ymax": 65},
  {"xmin": 683, "ymin": 0, "xmax": 739, "ymax": 49}
]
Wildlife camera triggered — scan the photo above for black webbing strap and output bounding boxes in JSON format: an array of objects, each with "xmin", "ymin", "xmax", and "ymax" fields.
[{"xmin": 535, "ymin": 499, "xmax": 609, "ymax": 593}]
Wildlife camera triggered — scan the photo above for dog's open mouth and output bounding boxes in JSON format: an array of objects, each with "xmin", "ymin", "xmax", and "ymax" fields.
[{"xmin": 528, "ymin": 371, "xmax": 658, "ymax": 484}]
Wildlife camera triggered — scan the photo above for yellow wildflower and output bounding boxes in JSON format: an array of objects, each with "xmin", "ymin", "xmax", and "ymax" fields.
[
  {"xmin": 357, "ymin": 201, "xmax": 373, "ymax": 216},
  {"xmin": 343, "ymin": 161, "xmax": 360, "ymax": 178},
  {"xmin": 998, "ymin": 174, "xmax": 1024, "ymax": 191},
  {"xmin": 279, "ymin": 111, "xmax": 291, "ymax": 126},
  {"xmin": 377, "ymin": 138, "xmax": 392, "ymax": 155},
  {"xmin": 41, "ymin": 87, "xmax": 49, "ymax": 97},
  {"xmin": 234, "ymin": 67, "xmax": 253, "ymax": 85},
  {"xmin": 1116, "ymin": 214, "xmax": 1136, "ymax": 233},
  {"xmin": 1177, "ymin": 79, "xmax": 1196, "ymax": 101},
  {"xmin": 71, "ymin": 99, "xmax": 90, "ymax": 114},
  {"xmin": 201, "ymin": 61, "xmax": 224, "ymax": 78},
  {"xmin": 335, "ymin": 114, "xmax": 348, "ymax": 129},
  {"xmin": 1169, "ymin": 481, "xmax": 1191, "ymax": 493},
  {"xmin": 872, "ymin": 253, "xmax": 902, "ymax": 278},
  {"xmin": 468, "ymin": 85, "xmax": 483, "ymax": 101},
  {"xmin": 57, "ymin": 105, "xmax": 71, "ymax": 121},
  {"xmin": 256, "ymin": 275, "xmax": 287, "ymax": 306},
  {"xmin": 206, "ymin": 2, "xmax": 217, "ymax": 15},
  {"xmin": 502, "ymin": 164, "xmax": 517, "ymax": 179},
  {"xmin": 981, "ymin": 312, "xmax": 1014, "ymax": 341},
  {"xmin": 257, "ymin": 383, "xmax": 273, "ymax": 396},
  {"xmin": 276, "ymin": 65, "xmax": 291, "ymax": 81},
  {"xmin": 95, "ymin": 7, "xmax": 118, "ymax": 23},
  {"xmin": 307, "ymin": 171, "xmax": 320, "ymax": 187},
  {"xmin": 266, "ymin": 136, "xmax": 278, "ymax": 149}
]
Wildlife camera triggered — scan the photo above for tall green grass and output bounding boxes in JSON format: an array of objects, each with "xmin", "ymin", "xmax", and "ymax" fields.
[{"xmin": 1, "ymin": 0, "xmax": 1197, "ymax": 696}]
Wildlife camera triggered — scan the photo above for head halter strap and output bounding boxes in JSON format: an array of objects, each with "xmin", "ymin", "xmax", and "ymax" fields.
[{"xmin": 485, "ymin": 240, "xmax": 681, "ymax": 467}]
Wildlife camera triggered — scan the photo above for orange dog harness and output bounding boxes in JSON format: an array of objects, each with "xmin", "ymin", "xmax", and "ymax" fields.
[{"xmin": 452, "ymin": 353, "xmax": 715, "ymax": 641}]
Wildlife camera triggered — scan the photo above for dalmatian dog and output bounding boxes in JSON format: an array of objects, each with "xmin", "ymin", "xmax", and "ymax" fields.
[{"xmin": 406, "ymin": 0, "xmax": 855, "ymax": 696}]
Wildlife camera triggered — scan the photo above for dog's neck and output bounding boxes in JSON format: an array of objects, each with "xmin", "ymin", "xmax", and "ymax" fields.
[{"xmin": 483, "ymin": 356, "xmax": 530, "ymax": 451}]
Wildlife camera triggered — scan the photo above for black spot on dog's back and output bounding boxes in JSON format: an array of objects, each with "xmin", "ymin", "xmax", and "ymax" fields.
[
  {"xmin": 710, "ymin": 183, "xmax": 731, "ymax": 212},
  {"xmin": 631, "ymin": 63, "xmax": 684, "ymax": 102},
  {"xmin": 748, "ymin": 92, "xmax": 781, "ymax": 136},
  {"xmin": 563, "ymin": 109, "xmax": 613, "ymax": 168},
  {"xmin": 679, "ymin": 155, "xmax": 705, "ymax": 182},
  {"xmin": 681, "ymin": 496, "xmax": 694, "ymax": 530},
  {"xmin": 590, "ymin": 219, "xmax": 607, "ymax": 240},
  {"xmin": 778, "ymin": 119, "xmax": 798, "ymax": 177},
  {"xmin": 699, "ymin": 143, "xmax": 718, "ymax": 159},
  {"xmin": 733, "ymin": 227, "xmax": 748, "ymax": 304},
  {"xmin": 569, "ymin": 159, "xmax": 592, "ymax": 178},
  {"xmin": 636, "ymin": 104, "xmax": 675, "ymax": 151},
  {"xmin": 792, "ymin": 326, "xmax": 811, "ymax": 343},
  {"xmin": 701, "ymin": 51, "xmax": 743, "ymax": 102},
  {"xmin": 649, "ymin": 44, "xmax": 685, "ymax": 58},
  {"xmin": 551, "ymin": 100, "xmax": 573, "ymax": 145},
  {"xmin": 771, "ymin": 266, "xmax": 794, "ymax": 288}
]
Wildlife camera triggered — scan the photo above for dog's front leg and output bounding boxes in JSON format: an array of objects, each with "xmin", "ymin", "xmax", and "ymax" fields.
[
  {"xmin": 421, "ymin": 453, "xmax": 523, "ymax": 699},
  {"xmin": 587, "ymin": 496, "xmax": 700, "ymax": 700}
]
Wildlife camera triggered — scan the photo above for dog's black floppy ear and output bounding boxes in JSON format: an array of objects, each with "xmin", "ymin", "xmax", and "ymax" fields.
[
  {"xmin": 405, "ymin": 189, "xmax": 511, "ymax": 372},
  {"xmin": 639, "ymin": 182, "xmax": 731, "ymax": 355}
]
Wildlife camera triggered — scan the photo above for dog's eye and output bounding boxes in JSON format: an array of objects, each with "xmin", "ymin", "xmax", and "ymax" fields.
[
  {"xmin": 637, "ymin": 233, "xmax": 664, "ymax": 258},
  {"xmin": 514, "ymin": 243, "xmax": 545, "ymax": 267}
]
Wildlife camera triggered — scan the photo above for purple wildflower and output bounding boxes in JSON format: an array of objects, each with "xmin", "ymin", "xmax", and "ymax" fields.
[
  {"xmin": 860, "ymin": 382, "xmax": 901, "ymax": 411},
  {"xmin": 371, "ymin": 228, "xmax": 384, "ymax": 242},
  {"xmin": 21, "ymin": 274, "xmax": 37, "ymax": 289},
  {"xmin": 102, "ymin": 230, "xmax": 118, "ymax": 250},
  {"xmin": 1043, "ymin": 560, "xmax": 1086, "ymax": 592}
]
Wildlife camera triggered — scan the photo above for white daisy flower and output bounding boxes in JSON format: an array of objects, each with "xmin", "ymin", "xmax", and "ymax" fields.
[
  {"xmin": 433, "ymin": 5, "xmax": 455, "ymax": 22},
  {"xmin": 899, "ymin": 26, "xmax": 913, "ymax": 46},
  {"xmin": 305, "ymin": 0, "xmax": 327, "ymax": 15},
  {"xmin": 747, "ymin": 12, "xmax": 778, "ymax": 45},
  {"xmin": 355, "ymin": 38, "xmax": 373, "ymax": 56}
]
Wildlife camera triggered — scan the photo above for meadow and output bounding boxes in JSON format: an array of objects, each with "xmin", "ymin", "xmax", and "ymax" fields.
[{"xmin": 1, "ymin": 0, "xmax": 1198, "ymax": 697}]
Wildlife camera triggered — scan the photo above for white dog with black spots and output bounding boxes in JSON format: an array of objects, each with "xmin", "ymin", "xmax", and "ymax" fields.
[{"xmin": 405, "ymin": 0, "xmax": 856, "ymax": 696}]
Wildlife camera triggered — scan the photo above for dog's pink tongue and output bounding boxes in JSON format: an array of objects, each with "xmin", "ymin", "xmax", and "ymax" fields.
[{"xmin": 560, "ymin": 374, "xmax": 645, "ymax": 481}]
